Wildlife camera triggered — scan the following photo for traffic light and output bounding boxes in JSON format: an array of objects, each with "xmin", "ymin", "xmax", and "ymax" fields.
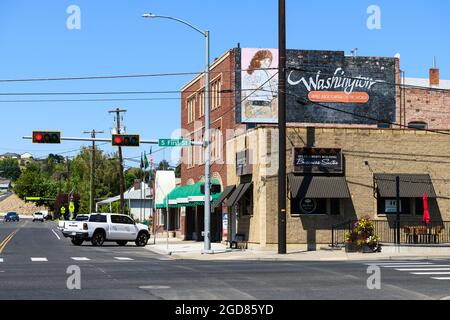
[
  {"xmin": 201, "ymin": 184, "xmax": 222, "ymax": 195},
  {"xmin": 32, "ymin": 131, "xmax": 61, "ymax": 144},
  {"xmin": 111, "ymin": 134, "xmax": 140, "ymax": 147}
]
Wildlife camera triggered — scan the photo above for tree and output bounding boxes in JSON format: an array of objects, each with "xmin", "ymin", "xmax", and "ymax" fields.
[
  {"xmin": 175, "ymin": 161, "xmax": 181, "ymax": 178},
  {"xmin": 13, "ymin": 163, "xmax": 57, "ymax": 209},
  {"xmin": 157, "ymin": 160, "xmax": 170, "ymax": 171},
  {"xmin": 0, "ymin": 158, "xmax": 21, "ymax": 181}
]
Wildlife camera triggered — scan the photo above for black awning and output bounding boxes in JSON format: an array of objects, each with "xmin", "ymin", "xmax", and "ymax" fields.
[
  {"xmin": 227, "ymin": 183, "xmax": 253, "ymax": 207},
  {"xmin": 212, "ymin": 185, "xmax": 236, "ymax": 210},
  {"xmin": 374, "ymin": 174, "xmax": 437, "ymax": 198},
  {"xmin": 288, "ymin": 174, "xmax": 351, "ymax": 199}
]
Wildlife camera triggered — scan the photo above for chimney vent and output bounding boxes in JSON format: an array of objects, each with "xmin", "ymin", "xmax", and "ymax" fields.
[{"xmin": 430, "ymin": 56, "xmax": 440, "ymax": 87}]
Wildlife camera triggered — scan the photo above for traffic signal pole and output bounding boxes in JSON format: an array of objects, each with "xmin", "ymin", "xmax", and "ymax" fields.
[
  {"xmin": 83, "ymin": 129, "xmax": 104, "ymax": 213},
  {"xmin": 109, "ymin": 108, "xmax": 127, "ymax": 215}
]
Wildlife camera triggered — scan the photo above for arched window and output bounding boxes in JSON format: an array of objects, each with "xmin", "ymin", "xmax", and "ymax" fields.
[{"xmin": 408, "ymin": 122, "xmax": 428, "ymax": 130}]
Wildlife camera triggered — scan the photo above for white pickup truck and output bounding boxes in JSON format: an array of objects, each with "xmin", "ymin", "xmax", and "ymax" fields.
[{"xmin": 61, "ymin": 213, "xmax": 150, "ymax": 247}]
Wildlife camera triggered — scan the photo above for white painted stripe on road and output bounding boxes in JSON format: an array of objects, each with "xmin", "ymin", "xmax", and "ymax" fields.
[
  {"xmin": 432, "ymin": 277, "xmax": 450, "ymax": 280},
  {"xmin": 30, "ymin": 258, "xmax": 48, "ymax": 262},
  {"xmin": 365, "ymin": 262, "xmax": 432, "ymax": 266},
  {"xmin": 381, "ymin": 264, "xmax": 435, "ymax": 268},
  {"xmin": 51, "ymin": 229, "xmax": 61, "ymax": 240},
  {"xmin": 71, "ymin": 257, "xmax": 90, "ymax": 261},
  {"xmin": 411, "ymin": 272, "xmax": 450, "ymax": 275},
  {"xmin": 114, "ymin": 257, "xmax": 134, "ymax": 261},
  {"xmin": 0, "ymin": 258, "xmax": 3, "ymax": 263},
  {"xmin": 396, "ymin": 268, "xmax": 450, "ymax": 272}
]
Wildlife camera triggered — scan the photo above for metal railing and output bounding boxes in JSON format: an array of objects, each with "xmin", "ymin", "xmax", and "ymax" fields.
[{"xmin": 332, "ymin": 219, "xmax": 450, "ymax": 247}]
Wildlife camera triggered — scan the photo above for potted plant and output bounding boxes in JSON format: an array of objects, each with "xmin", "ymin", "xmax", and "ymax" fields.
[{"xmin": 345, "ymin": 218, "xmax": 380, "ymax": 253}]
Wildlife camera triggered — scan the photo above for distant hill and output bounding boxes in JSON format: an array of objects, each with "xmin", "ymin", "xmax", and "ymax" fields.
[{"xmin": 0, "ymin": 193, "xmax": 48, "ymax": 215}]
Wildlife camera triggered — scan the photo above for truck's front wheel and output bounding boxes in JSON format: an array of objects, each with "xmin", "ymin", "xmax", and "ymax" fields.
[
  {"xmin": 71, "ymin": 238, "xmax": 84, "ymax": 246},
  {"xmin": 135, "ymin": 232, "xmax": 149, "ymax": 247},
  {"xmin": 91, "ymin": 231, "xmax": 105, "ymax": 247}
]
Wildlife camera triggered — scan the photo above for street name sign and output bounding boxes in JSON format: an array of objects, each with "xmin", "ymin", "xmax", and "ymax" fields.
[{"xmin": 158, "ymin": 139, "xmax": 191, "ymax": 147}]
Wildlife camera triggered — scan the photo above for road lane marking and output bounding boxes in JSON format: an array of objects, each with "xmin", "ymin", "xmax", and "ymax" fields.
[
  {"xmin": 0, "ymin": 258, "xmax": 3, "ymax": 263},
  {"xmin": 412, "ymin": 272, "xmax": 450, "ymax": 275},
  {"xmin": 30, "ymin": 258, "xmax": 48, "ymax": 262},
  {"xmin": 365, "ymin": 262, "xmax": 433, "ymax": 266},
  {"xmin": 432, "ymin": 277, "xmax": 450, "ymax": 280},
  {"xmin": 51, "ymin": 229, "xmax": 61, "ymax": 240},
  {"xmin": 0, "ymin": 229, "xmax": 20, "ymax": 254},
  {"xmin": 71, "ymin": 257, "xmax": 90, "ymax": 261},
  {"xmin": 381, "ymin": 264, "xmax": 436, "ymax": 268},
  {"xmin": 396, "ymin": 268, "xmax": 450, "ymax": 272},
  {"xmin": 114, "ymin": 257, "xmax": 134, "ymax": 261}
]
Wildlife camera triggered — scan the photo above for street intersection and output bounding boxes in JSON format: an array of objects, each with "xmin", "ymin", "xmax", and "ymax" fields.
[{"xmin": 1, "ymin": 220, "xmax": 450, "ymax": 300}]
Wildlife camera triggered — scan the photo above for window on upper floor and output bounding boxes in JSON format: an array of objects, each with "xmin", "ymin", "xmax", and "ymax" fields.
[
  {"xmin": 211, "ymin": 78, "xmax": 222, "ymax": 110},
  {"xmin": 198, "ymin": 90, "xmax": 205, "ymax": 118},
  {"xmin": 187, "ymin": 96, "xmax": 196, "ymax": 124},
  {"xmin": 408, "ymin": 121, "xmax": 428, "ymax": 130}
]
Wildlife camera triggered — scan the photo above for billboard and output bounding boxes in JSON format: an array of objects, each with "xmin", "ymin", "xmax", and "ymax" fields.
[
  {"xmin": 238, "ymin": 49, "xmax": 397, "ymax": 125},
  {"xmin": 240, "ymin": 48, "xmax": 279, "ymax": 123}
]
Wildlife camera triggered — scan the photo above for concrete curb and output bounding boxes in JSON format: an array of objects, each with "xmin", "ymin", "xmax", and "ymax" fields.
[{"xmin": 145, "ymin": 246, "xmax": 450, "ymax": 262}]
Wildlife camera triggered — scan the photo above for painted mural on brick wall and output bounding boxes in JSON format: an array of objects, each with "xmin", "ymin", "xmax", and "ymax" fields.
[
  {"xmin": 241, "ymin": 48, "xmax": 279, "ymax": 123},
  {"xmin": 238, "ymin": 49, "xmax": 397, "ymax": 125}
]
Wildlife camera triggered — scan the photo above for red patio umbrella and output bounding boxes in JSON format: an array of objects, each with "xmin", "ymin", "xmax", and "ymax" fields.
[{"xmin": 422, "ymin": 192, "xmax": 430, "ymax": 225}]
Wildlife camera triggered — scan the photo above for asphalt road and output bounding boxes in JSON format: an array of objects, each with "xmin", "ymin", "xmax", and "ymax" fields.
[{"xmin": 1, "ymin": 220, "xmax": 450, "ymax": 300}]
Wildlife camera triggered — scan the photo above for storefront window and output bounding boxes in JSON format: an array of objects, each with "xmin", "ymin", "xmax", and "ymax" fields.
[
  {"xmin": 240, "ymin": 189, "xmax": 253, "ymax": 216},
  {"xmin": 291, "ymin": 198, "xmax": 341, "ymax": 216},
  {"xmin": 377, "ymin": 197, "xmax": 411, "ymax": 215}
]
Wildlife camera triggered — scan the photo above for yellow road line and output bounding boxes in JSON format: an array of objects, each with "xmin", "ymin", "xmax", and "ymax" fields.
[{"xmin": 0, "ymin": 229, "xmax": 19, "ymax": 254}]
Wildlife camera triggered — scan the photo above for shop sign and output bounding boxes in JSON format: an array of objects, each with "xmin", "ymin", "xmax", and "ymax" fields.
[
  {"xmin": 293, "ymin": 148, "xmax": 343, "ymax": 174},
  {"xmin": 236, "ymin": 149, "xmax": 253, "ymax": 176},
  {"xmin": 300, "ymin": 198, "xmax": 317, "ymax": 214},
  {"xmin": 385, "ymin": 199, "xmax": 402, "ymax": 213}
]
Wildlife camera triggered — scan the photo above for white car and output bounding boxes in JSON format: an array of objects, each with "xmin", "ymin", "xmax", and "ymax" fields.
[
  {"xmin": 32, "ymin": 212, "xmax": 45, "ymax": 222},
  {"xmin": 61, "ymin": 213, "xmax": 150, "ymax": 247}
]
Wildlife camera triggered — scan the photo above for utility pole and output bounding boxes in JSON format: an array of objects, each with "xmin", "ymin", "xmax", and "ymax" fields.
[
  {"xmin": 278, "ymin": 0, "xmax": 287, "ymax": 254},
  {"xmin": 83, "ymin": 129, "xmax": 104, "ymax": 213},
  {"xmin": 109, "ymin": 108, "xmax": 127, "ymax": 215}
]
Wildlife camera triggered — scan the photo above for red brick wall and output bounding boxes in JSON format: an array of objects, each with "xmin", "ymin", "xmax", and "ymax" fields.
[
  {"xmin": 403, "ymin": 88, "xmax": 450, "ymax": 129},
  {"xmin": 180, "ymin": 48, "xmax": 245, "ymax": 188}
]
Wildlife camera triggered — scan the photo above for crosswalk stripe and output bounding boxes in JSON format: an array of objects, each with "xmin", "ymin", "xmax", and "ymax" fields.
[
  {"xmin": 114, "ymin": 257, "xmax": 134, "ymax": 261},
  {"xmin": 381, "ymin": 264, "xmax": 435, "ymax": 268},
  {"xmin": 412, "ymin": 272, "xmax": 450, "ymax": 275},
  {"xmin": 30, "ymin": 258, "xmax": 48, "ymax": 262},
  {"xmin": 0, "ymin": 258, "xmax": 3, "ymax": 263},
  {"xmin": 431, "ymin": 277, "xmax": 450, "ymax": 280},
  {"xmin": 396, "ymin": 268, "xmax": 450, "ymax": 272},
  {"xmin": 71, "ymin": 257, "xmax": 90, "ymax": 261},
  {"xmin": 364, "ymin": 262, "xmax": 432, "ymax": 266}
]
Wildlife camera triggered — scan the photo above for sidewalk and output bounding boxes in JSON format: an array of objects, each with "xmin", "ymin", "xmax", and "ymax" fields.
[{"xmin": 145, "ymin": 237, "xmax": 450, "ymax": 261}]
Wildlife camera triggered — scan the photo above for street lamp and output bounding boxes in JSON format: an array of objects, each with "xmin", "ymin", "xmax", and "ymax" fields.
[{"xmin": 142, "ymin": 13, "xmax": 212, "ymax": 253}]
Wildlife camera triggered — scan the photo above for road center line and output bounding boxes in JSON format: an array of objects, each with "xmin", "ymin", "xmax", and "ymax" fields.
[
  {"xmin": 0, "ymin": 229, "xmax": 20, "ymax": 254},
  {"xmin": 51, "ymin": 229, "xmax": 61, "ymax": 240},
  {"xmin": 71, "ymin": 257, "xmax": 90, "ymax": 261},
  {"xmin": 114, "ymin": 257, "xmax": 134, "ymax": 261}
]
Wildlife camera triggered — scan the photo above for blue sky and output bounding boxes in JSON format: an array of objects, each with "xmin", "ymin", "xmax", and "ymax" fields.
[{"xmin": 1, "ymin": 0, "xmax": 449, "ymax": 167}]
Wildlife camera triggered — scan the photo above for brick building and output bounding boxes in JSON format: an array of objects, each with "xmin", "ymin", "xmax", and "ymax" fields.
[{"xmin": 173, "ymin": 46, "xmax": 450, "ymax": 247}]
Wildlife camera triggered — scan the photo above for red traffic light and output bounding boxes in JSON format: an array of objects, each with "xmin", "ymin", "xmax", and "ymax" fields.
[
  {"xmin": 35, "ymin": 133, "xmax": 43, "ymax": 142},
  {"xmin": 112, "ymin": 134, "xmax": 140, "ymax": 147},
  {"xmin": 32, "ymin": 131, "xmax": 61, "ymax": 144}
]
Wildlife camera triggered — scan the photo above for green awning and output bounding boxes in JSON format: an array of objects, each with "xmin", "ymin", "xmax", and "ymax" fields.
[{"xmin": 155, "ymin": 179, "xmax": 221, "ymax": 209}]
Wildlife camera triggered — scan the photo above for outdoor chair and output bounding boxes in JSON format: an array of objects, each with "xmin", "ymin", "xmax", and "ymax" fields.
[{"xmin": 404, "ymin": 226, "xmax": 413, "ymax": 244}]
